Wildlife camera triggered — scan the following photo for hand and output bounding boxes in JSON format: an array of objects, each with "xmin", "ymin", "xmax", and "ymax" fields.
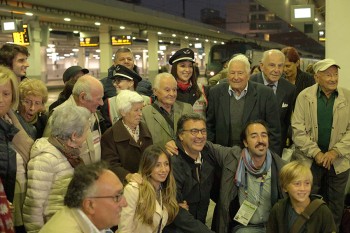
[
  {"xmin": 314, "ymin": 152, "xmax": 324, "ymax": 166},
  {"xmin": 165, "ymin": 140, "xmax": 178, "ymax": 156},
  {"xmin": 179, "ymin": 200, "xmax": 189, "ymax": 211},
  {"xmin": 322, "ymin": 150, "xmax": 338, "ymax": 170},
  {"xmin": 125, "ymin": 173, "xmax": 143, "ymax": 184}
]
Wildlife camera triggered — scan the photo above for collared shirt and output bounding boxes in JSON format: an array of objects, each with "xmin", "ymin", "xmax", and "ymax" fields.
[
  {"xmin": 77, "ymin": 209, "xmax": 109, "ymax": 233},
  {"xmin": 317, "ymin": 86, "xmax": 338, "ymax": 152},
  {"xmin": 262, "ymin": 73, "xmax": 278, "ymax": 94},
  {"xmin": 154, "ymin": 100, "xmax": 174, "ymax": 120},
  {"xmin": 228, "ymin": 83, "xmax": 249, "ymax": 100}
]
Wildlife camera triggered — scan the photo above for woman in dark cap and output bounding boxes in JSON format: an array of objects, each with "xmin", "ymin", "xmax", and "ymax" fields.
[
  {"xmin": 281, "ymin": 47, "xmax": 315, "ymax": 96},
  {"xmin": 169, "ymin": 48, "xmax": 207, "ymax": 117}
]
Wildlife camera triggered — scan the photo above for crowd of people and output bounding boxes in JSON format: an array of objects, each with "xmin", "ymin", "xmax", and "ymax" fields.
[{"xmin": 0, "ymin": 42, "xmax": 349, "ymax": 233}]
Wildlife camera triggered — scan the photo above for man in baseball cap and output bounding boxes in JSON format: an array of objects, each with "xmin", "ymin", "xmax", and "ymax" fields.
[
  {"xmin": 62, "ymin": 65, "xmax": 89, "ymax": 83},
  {"xmin": 292, "ymin": 57, "xmax": 349, "ymax": 231}
]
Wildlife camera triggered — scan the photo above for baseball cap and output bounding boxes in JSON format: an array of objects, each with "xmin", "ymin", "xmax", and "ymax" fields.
[
  {"xmin": 63, "ymin": 66, "xmax": 89, "ymax": 83},
  {"xmin": 313, "ymin": 58, "xmax": 340, "ymax": 73}
]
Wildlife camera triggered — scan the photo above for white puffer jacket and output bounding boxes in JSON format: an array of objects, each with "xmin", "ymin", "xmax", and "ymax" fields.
[{"xmin": 23, "ymin": 137, "xmax": 74, "ymax": 233}]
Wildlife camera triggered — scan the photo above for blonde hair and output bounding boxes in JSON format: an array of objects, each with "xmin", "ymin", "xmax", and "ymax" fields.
[
  {"xmin": 135, "ymin": 145, "xmax": 179, "ymax": 228},
  {"xmin": 279, "ymin": 160, "xmax": 313, "ymax": 191},
  {"xmin": 0, "ymin": 65, "xmax": 19, "ymax": 110},
  {"xmin": 19, "ymin": 78, "xmax": 48, "ymax": 106}
]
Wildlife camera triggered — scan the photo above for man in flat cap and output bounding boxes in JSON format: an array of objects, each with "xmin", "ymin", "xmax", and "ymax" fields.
[
  {"xmin": 292, "ymin": 58, "xmax": 350, "ymax": 231},
  {"xmin": 101, "ymin": 64, "xmax": 151, "ymax": 128}
]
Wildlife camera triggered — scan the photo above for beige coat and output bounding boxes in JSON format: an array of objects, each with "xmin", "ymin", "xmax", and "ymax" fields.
[
  {"xmin": 292, "ymin": 84, "xmax": 350, "ymax": 174},
  {"xmin": 118, "ymin": 182, "xmax": 168, "ymax": 233}
]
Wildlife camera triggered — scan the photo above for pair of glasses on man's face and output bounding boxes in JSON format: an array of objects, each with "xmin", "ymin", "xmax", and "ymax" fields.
[
  {"xmin": 182, "ymin": 128, "xmax": 207, "ymax": 136},
  {"xmin": 87, "ymin": 190, "xmax": 124, "ymax": 203}
]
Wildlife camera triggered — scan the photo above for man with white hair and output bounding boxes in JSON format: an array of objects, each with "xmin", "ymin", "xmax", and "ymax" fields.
[
  {"xmin": 44, "ymin": 75, "xmax": 104, "ymax": 164},
  {"xmin": 292, "ymin": 58, "xmax": 350, "ymax": 231}
]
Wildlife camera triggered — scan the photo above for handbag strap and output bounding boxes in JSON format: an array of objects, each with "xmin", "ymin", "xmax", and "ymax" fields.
[{"xmin": 289, "ymin": 198, "xmax": 325, "ymax": 233}]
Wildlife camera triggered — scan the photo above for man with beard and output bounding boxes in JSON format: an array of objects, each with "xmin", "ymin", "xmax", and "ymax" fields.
[{"xmin": 214, "ymin": 120, "xmax": 286, "ymax": 233}]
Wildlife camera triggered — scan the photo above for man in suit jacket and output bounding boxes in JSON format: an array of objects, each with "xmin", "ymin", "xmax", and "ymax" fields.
[
  {"xmin": 142, "ymin": 73, "xmax": 193, "ymax": 148},
  {"xmin": 250, "ymin": 49, "xmax": 296, "ymax": 152},
  {"xmin": 206, "ymin": 54, "xmax": 281, "ymax": 154}
]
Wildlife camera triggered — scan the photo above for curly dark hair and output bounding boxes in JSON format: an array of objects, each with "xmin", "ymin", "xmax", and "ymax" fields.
[{"xmin": 0, "ymin": 44, "xmax": 29, "ymax": 68}]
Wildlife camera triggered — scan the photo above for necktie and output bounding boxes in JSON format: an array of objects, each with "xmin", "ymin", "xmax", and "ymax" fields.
[{"xmin": 267, "ymin": 84, "xmax": 276, "ymax": 94}]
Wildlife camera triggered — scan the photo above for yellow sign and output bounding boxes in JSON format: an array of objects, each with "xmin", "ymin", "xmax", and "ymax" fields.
[
  {"xmin": 80, "ymin": 37, "xmax": 99, "ymax": 47},
  {"xmin": 12, "ymin": 24, "xmax": 30, "ymax": 46},
  {"xmin": 111, "ymin": 35, "xmax": 132, "ymax": 45}
]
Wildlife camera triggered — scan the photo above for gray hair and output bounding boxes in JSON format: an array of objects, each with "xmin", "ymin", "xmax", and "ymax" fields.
[
  {"xmin": 153, "ymin": 72, "xmax": 176, "ymax": 90},
  {"xmin": 51, "ymin": 105, "xmax": 90, "ymax": 140},
  {"xmin": 64, "ymin": 161, "xmax": 109, "ymax": 208},
  {"xmin": 114, "ymin": 47, "xmax": 133, "ymax": 61},
  {"xmin": 176, "ymin": 113, "xmax": 206, "ymax": 138},
  {"xmin": 261, "ymin": 49, "xmax": 285, "ymax": 64},
  {"xmin": 115, "ymin": 90, "xmax": 144, "ymax": 116},
  {"xmin": 72, "ymin": 75, "xmax": 93, "ymax": 100},
  {"xmin": 228, "ymin": 54, "xmax": 251, "ymax": 74}
]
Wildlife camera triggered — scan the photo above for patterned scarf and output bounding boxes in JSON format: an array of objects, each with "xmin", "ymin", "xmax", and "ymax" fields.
[
  {"xmin": 48, "ymin": 136, "xmax": 84, "ymax": 168},
  {"xmin": 235, "ymin": 148, "xmax": 272, "ymax": 188},
  {"xmin": 0, "ymin": 178, "xmax": 14, "ymax": 233}
]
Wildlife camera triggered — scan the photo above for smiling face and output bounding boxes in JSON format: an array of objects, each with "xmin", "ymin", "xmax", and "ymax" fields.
[
  {"xmin": 315, "ymin": 66, "xmax": 339, "ymax": 96},
  {"xmin": 283, "ymin": 58, "xmax": 299, "ymax": 80},
  {"xmin": 0, "ymin": 80, "xmax": 13, "ymax": 117},
  {"xmin": 179, "ymin": 119, "xmax": 207, "ymax": 158},
  {"xmin": 285, "ymin": 174, "xmax": 312, "ymax": 207},
  {"xmin": 260, "ymin": 52, "xmax": 285, "ymax": 83},
  {"xmin": 18, "ymin": 94, "xmax": 44, "ymax": 122},
  {"xmin": 154, "ymin": 75, "xmax": 177, "ymax": 109},
  {"xmin": 176, "ymin": 61, "xmax": 193, "ymax": 84},
  {"xmin": 149, "ymin": 153, "xmax": 170, "ymax": 189},
  {"xmin": 227, "ymin": 61, "xmax": 249, "ymax": 95},
  {"xmin": 121, "ymin": 102, "xmax": 143, "ymax": 129},
  {"xmin": 114, "ymin": 52, "xmax": 134, "ymax": 70},
  {"xmin": 243, "ymin": 123, "xmax": 269, "ymax": 159},
  {"xmin": 12, "ymin": 53, "xmax": 29, "ymax": 79}
]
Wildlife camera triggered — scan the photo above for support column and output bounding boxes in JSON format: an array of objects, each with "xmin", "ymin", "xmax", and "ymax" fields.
[
  {"xmin": 326, "ymin": 0, "xmax": 350, "ymax": 88},
  {"xmin": 147, "ymin": 31, "xmax": 158, "ymax": 83},
  {"xmin": 77, "ymin": 47, "xmax": 86, "ymax": 69},
  {"xmin": 204, "ymin": 41, "xmax": 211, "ymax": 68},
  {"xmin": 99, "ymin": 25, "xmax": 112, "ymax": 79},
  {"xmin": 180, "ymin": 39, "xmax": 189, "ymax": 48},
  {"xmin": 27, "ymin": 19, "xmax": 42, "ymax": 80}
]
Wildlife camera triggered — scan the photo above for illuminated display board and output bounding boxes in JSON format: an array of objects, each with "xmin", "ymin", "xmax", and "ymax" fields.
[
  {"xmin": 111, "ymin": 35, "xmax": 132, "ymax": 45},
  {"xmin": 12, "ymin": 24, "xmax": 29, "ymax": 46},
  {"xmin": 80, "ymin": 37, "xmax": 99, "ymax": 47}
]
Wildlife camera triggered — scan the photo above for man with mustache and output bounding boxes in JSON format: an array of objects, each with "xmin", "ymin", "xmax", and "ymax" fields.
[
  {"xmin": 214, "ymin": 120, "xmax": 286, "ymax": 233},
  {"xmin": 292, "ymin": 58, "xmax": 350, "ymax": 231}
]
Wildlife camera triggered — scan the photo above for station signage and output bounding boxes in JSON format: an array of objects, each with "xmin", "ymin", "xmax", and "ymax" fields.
[
  {"xmin": 111, "ymin": 35, "xmax": 132, "ymax": 45},
  {"xmin": 12, "ymin": 24, "xmax": 30, "ymax": 46},
  {"xmin": 80, "ymin": 37, "xmax": 99, "ymax": 47}
]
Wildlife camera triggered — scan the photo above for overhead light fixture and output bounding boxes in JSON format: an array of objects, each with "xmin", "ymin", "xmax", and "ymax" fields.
[
  {"xmin": 73, "ymin": 30, "xmax": 79, "ymax": 34},
  {"xmin": 95, "ymin": 22, "xmax": 101, "ymax": 26},
  {"xmin": 64, "ymin": 18, "xmax": 71, "ymax": 22},
  {"xmin": 172, "ymin": 34, "xmax": 176, "ymax": 37},
  {"xmin": 25, "ymin": 12, "xmax": 33, "ymax": 16},
  {"xmin": 120, "ymin": 26, "xmax": 125, "ymax": 29},
  {"xmin": 157, "ymin": 32, "xmax": 162, "ymax": 35},
  {"xmin": 205, "ymin": 39, "xmax": 209, "ymax": 42},
  {"xmin": 185, "ymin": 36, "xmax": 188, "ymax": 39}
]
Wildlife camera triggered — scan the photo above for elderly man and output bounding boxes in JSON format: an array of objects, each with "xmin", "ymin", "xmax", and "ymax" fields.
[
  {"xmin": 142, "ymin": 72, "xmax": 193, "ymax": 147},
  {"xmin": 164, "ymin": 113, "xmax": 233, "ymax": 233},
  {"xmin": 214, "ymin": 120, "xmax": 285, "ymax": 233},
  {"xmin": 100, "ymin": 47, "xmax": 152, "ymax": 100},
  {"xmin": 0, "ymin": 43, "xmax": 29, "ymax": 81},
  {"xmin": 250, "ymin": 49, "xmax": 296, "ymax": 152},
  {"xmin": 39, "ymin": 162, "xmax": 127, "ymax": 233},
  {"xmin": 292, "ymin": 58, "xmax": 350, "ymax": 231},
  {"xmin": 206, "ymin": 54, "xmax": 281, "ymax": 154},
  {"xmin": 44, "ymin": 75, "xmax": 104, "ymax": 164}
]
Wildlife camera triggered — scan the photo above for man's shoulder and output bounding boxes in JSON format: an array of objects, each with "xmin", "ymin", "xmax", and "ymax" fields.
[
  {"xmin": 249, "ymin": 72, "xmax": 262, "ymax": 82},
  {"xmin": 209, "ymin": 82, "xmax": 229, "ymax": 94}
]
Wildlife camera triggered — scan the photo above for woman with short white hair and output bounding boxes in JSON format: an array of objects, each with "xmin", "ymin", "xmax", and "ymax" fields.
[{"xmin": 101, "ymin": 89, "xmax": 153, "ymax": 182}]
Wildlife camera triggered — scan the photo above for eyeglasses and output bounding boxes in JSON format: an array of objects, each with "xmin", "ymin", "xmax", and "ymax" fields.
[
  {"xmin": 183, "ymin": 128, "xmax": 207, "ymax": 136},
  {"xmin": 87, "ymin": 191, "xmax": 124, "ymax": 203},
  {"xmin": 21, "ymin": 99, "xmax": 43, "ymax": 107}
]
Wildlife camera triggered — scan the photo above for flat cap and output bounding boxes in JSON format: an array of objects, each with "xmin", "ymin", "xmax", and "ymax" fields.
[
  {"xmin": 63, "ymin": 66, "xmax": 89, "ymax": 83},
  {"xmin": 313, "ymin": 58, "xmax": 340, "ymax": 73},
  {"xmin": 110, "ymin": 64, "xmax": 142, "ymax": 83},
  {"xmin": 169, "ymin": 48, "xmax": 195, "ymax": 65}
]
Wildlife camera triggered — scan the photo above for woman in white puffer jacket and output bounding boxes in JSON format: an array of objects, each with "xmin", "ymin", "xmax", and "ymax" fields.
[{"xmin": 23, "ymin": 105, "xmax": 91, "ymax": 233}]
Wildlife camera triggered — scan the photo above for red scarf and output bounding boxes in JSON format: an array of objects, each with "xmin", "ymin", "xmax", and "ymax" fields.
[{"xmin": 177, "ymin": 81, "xmax": 192, "ymax": 91}]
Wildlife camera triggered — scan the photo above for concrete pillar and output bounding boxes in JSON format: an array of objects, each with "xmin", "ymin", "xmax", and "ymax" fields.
[
  {"xmin": 147, "ymin": 31, "xmax": 158, "ymax": 83},
  {"xmin": 326, "ymin": 0, "xmax": 350, "ymax": 88},
  {"xmin": 204, "ymin": 41, "xmax": 211, "ymax": 68},
  {"xmin": 99, "ymin": 25, "xmax": 112, "ymax": 79},
  {"xmin": 27, "ymin": 19, "xmax": 42, "ymax": 80},
  {"xmin": 77, "ymin": 47, "xmax": 86, "ymax": 69},
  {"xmin": 180, "ymin": 39, "xmax": 189, "ymax": 48}
]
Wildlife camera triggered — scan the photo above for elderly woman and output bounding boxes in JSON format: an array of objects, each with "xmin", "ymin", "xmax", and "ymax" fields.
[
  {"xmin": 18, "ymin": 78, "xmax": 48, "ymax": 138},
  {"xmin": 0, "ymin": 65, "xmax": 34, "ymax": 233},
  {"xmin": 169, "ymin": 48, "xmax": 207, "ymax": 117},
  {"xmin": 101, "ymin": 89, "xmax": 153, "ymax": 182},
  {"xmin": 23, "ymin": 105, "xmax": 91, "ymax": 233}
]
